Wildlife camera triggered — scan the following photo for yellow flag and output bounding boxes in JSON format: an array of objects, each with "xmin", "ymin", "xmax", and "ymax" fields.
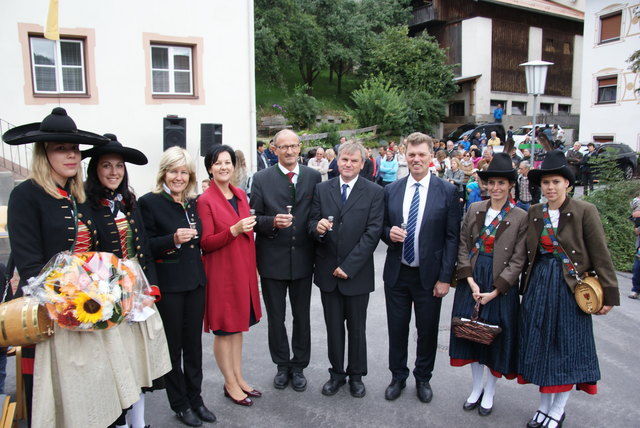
[{"xmin": 45, "ymin": 0, "xmax": 59, "ymax": 41}]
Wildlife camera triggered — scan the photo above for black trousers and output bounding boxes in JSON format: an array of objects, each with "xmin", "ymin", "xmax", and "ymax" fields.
[
  {"xmin": 155, "ymin": 286, "xmax": 205, "ymax": 413},
  {"xmin": 385, "ymin": 265, "xmax": 443, "ymax": 383},
  {"xmin": 320, "ymin": 288, "xmax": 369, "ymax": 381},
  {"xmin": 261, "ymin": 276, "xmax": 312, "ymax": 371}
]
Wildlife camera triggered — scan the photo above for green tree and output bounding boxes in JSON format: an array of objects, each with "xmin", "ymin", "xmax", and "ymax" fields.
[
  {"xmin": 364, "ymin": 26, "xmax": 457, "ymax": 100},
  {"xmin": 351, "ymin": 75, "xmax": 408, "ymax": 134},
  {"xmin": 628, "ymin": 49, "xmax": 640, "ymax": 92}
]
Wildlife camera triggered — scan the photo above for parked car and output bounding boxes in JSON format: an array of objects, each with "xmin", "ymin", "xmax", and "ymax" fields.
[
  {"xmin": 568, "ymin": 142, "xmax": 637, "ymax": 180},
  {"xmin": 0, "ymin": 232, "xmax": 8, "ymax": 266},
  {"xmin": 512, "ymin": 124, "xmax": 564, "ymax": 145},
  {"xmin": 447, "ymin": 122, "xmax": 506, "ymax": 147}
]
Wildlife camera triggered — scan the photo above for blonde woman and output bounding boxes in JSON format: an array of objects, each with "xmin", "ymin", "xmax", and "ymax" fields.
[
  {"xmin": 231, "ymin": 149, "xmax": 249, "ymax": 192},
  {"xmin": 396, "ymin": 144, "xmax": 408, "ymax": 179},
  {"xmin": 138, "ymin": 147, "xmax": 215, "ymax": 427}
]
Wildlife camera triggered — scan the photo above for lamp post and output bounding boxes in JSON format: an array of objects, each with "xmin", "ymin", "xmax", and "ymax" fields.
[{"xmin": 520, "ymin": 60, "xmax": 553, "ymax": 164}]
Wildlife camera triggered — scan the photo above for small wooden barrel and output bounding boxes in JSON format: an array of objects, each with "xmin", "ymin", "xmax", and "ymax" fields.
[{"xmin": 0, "ymin": 297, "xmax": 54, "ymax": 346}]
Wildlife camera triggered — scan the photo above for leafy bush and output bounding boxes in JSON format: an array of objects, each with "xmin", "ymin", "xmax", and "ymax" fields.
[
  {"xmin": 403, "ymin": 91, "xmax": 445, "ymax": 134},
  {"xmin": 583, "ymin": 155, "xmax": 640, "ymax": 271},
  {"xmin": 285, "ymin": 85, "xmax": 321, "ymax": 129},
  {"xmin": 313, "ymin": 123, "xmax": 341, "ymax": 148},
  {"xmin": 351, "ymin": 76, "xmax": 408, "ymax": 134}
]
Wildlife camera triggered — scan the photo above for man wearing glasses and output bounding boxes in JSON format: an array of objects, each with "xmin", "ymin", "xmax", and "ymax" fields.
[{"xmin": 250, "ymin": 129, "xmax": 322, "ymax": 392}]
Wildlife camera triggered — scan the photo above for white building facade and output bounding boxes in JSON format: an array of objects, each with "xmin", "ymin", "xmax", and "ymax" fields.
[
  {"xmin": 579, "ymin": 1, "xmax": 640, "ymax": 148},
  {"xmin": 0, "ymin": 0, "xmax": 257, "ymax": 192}
]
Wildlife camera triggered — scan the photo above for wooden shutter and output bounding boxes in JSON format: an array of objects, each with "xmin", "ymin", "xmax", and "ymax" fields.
[{"xmin": 600, "ymin": 13, "xmax": 622, "ymax": 42}]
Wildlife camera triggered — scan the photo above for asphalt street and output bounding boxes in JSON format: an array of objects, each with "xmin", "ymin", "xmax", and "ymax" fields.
[{"xmin": 6, "ymin": 241, "xmax": 639, "ymax": 428}]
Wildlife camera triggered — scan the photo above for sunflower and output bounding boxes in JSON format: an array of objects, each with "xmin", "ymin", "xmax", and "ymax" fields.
[{"xmin": 74, "ymin": 293, "xmax": 103, "ymax": 324}]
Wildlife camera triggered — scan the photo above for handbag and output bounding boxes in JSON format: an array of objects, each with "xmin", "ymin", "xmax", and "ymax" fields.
[
  {"xmin": 541, "ymin": 204, "xmax": 604, "ymax": 314},
  {"xmin": 452, "ymin": 302, "xmax": 502, "ymax": 345}
]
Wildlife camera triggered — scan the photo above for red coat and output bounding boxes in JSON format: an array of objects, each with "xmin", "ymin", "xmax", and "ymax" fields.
[{"xmin": 197, "ymin": 182, "xmax": 262, "ymax": 333}]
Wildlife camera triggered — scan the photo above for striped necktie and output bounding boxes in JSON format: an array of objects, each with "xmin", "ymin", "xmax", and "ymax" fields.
[{"xmin": 403, "ymin": 183, "xmax": 421, "ymax": 264}]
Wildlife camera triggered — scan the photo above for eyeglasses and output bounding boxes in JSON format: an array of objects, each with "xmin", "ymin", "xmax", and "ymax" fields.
[{"xmin": 276, "ymin": 144, "xmax": 300, "ymax": 151}]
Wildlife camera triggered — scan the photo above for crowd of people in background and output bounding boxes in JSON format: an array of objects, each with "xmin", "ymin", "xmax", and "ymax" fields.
[{"xmin": 0, "ymin": 109, "xmax": 623, "ymax": 428}]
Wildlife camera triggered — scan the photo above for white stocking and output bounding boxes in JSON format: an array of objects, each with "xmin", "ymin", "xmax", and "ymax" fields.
[
  {"xmin": 480, "ymin": 369, "xmax": 498, "ymax": 409},
  {"xmin": 547, "ymin": 391, "xmax": 570, "ymax": 427},
  {"xmin": 126, "ymin": 393, "xmax": 146, "ymax": 428},
  {"xmin": 466, "ymin": 362, "xmax": 484, "ymax": 403},
  {"xmin": 532, "ymin": 392, "xmax": 553, "ymax": 423}
]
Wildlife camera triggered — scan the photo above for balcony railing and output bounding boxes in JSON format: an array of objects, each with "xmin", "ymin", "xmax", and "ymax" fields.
[{"xmin": 0, "ymin": 118, "xmax": 31, "ymax": 178}]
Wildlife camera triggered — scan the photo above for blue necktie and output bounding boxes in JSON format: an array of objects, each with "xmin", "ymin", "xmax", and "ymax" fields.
[
  {"xmin": 341, "ymin": 183, "xmax": 349, "ymax": 205},
  {"xmin": 403, "ymin": 183, "xmax": 421, "ymax": 264}
]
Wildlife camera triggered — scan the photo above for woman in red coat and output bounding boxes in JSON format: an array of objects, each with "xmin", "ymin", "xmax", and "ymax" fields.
[{"xmin": 197, "ymin": 145, "xmax": 262, "ymax": 407}]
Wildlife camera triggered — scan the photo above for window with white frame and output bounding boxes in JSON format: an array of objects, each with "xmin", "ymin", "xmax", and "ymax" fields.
[
  {"xmin": 151, "ymin": 45, "xmax": 193, "ymax": 95},
  {"xmin": 597, "ymin": 76, "xmax": 617, "ymax": 104},
  {"xmin": 30, "ymin": 36, "xmax": 86, "ymax": 94},
  {"xmin": 599, "ymin": 12, "xmax": 622, "ymax": 44}
]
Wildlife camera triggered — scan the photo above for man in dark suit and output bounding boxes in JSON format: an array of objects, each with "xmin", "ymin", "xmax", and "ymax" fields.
[
  {"xmin": 250, "ymin": 129, "xmax": 322, "ymax": 392},
  {"xmin": 309, "ymin": 141, "xmax": 384, "ymax": 398},
  {"xmin": 257, "ymin": 141, "xmax": 268, "ymax": 171},
  {"xmin": 381, "ymin": 132, "xmax": 460, "ymax": 403}
]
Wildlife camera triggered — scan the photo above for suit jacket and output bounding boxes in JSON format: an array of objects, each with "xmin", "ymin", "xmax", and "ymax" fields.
[
  {"xmin": 250, "ymin": 164, "xmax": 322, "ymax": 280},
  {"xmin": 89, "ymin": 203, "xmax": 158, "ymax": 285},
  {"xmin": 7, "ymin": 179, "xmax": 98, "ymax": 287},
  {"xmin": 456, "ymin": 200, "xmax": 527, "ymax": 294},
  {"xmin": 138, "ymin": 192, "xmax": 206, "ymax": 293},
  {"xmin": 359, "ymin": 158, "xmax": 374, "ymax": 181},
  {"xmin": 257, "ymin": 151, "xmax": 267, "ymax": 171},
  {"xmin": 381, "ymin": 175, "xmax": 461, "ymax": 289},
  {"xmin": 515, "ymin": 174, "xmax": 541, "ymax": 204},
  {"xmin": 197, "ymin": 183, "xmax": 262, "ymax": 332},
  {"xmin": 521, "ymin": 197, "xmax": 619, "ymax": 306},
  {"xmin": 309, "ymin": 177, "xmax": 384, "ymax": 296}
]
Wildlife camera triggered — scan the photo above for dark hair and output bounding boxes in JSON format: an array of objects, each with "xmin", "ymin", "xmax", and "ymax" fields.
[
  {"xmin": 257, "ymin": 141, "xmax": 265, "ymax": 149},
  {"xmin": 587, "ymin": 142, "xmax": 596, "ymax": 148},
  {"xmin": 204, "ymin": 145, "xmax": 236, "ymax": 179},
  {"xmin": 85, "ymin": 155, "xmax": 136, "ymax": 210},
  {"xmin": 472, "ymin": 148, "xmax": 482, "ymax": 158}
]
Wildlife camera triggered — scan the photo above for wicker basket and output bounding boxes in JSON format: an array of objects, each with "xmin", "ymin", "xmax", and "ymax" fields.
[{"xmin": 452, "ymin": 302, "xmax": 502, "ymax": 346}]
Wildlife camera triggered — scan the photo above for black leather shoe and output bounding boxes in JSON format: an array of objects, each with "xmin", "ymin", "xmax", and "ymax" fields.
[
  {"xmin": 463, "ymin": 392, "xmax": 483, "ymax": 411},
  {"xmin": 478, "ymin": 405, "xmax": 492, "ymax": 416},
  {"xmin": 384, "ymin": 380, "xmax": 406, "ymax": 401},
  {"xmin": 321, "ymin": 378, "xmax": 346, "ymax": 396},
  {"xmin": 176, "ymin": 408, "xmax": 202, "ymax": 427},
  {"xmin": 416, "ymin": 381, "xmax": 433, "ymax": 403},
  {"xmin": 542, "ymin": 412, "xmax": 565, "ymax": 428},
  {"xmin": 527, "ymin": 410, "xmax": 548, "ymax": 428},
  {"xmin": 291, "ymin": 371, "xmax": 307, "ymax": 392},
  {"xmin": 349, "ymin": 380, "xmax": 366, "ymax": 398},
  {"xmin": 193, "ymin": 405, "xmax": 216, "ymax": 423},
  {"xmin": 274, "ymin": 369, "xmax": 289, "ymax": 389}
]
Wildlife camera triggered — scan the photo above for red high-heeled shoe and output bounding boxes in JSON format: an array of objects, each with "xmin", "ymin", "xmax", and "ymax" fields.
[
  {"xmin": 223, "ymin": 385, "xmax": 253, "ymax": 406},
  {"xmin": 242, "ymin": 387, "xmax": 262, "ymax": 398}
]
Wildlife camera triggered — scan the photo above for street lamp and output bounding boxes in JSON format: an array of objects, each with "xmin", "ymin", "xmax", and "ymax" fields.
[{"xmin": 520, "ymin": 60, "xmax": 553, "ymax": 163}]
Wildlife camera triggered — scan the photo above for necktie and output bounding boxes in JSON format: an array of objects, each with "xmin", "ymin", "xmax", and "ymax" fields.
[
  {"xmin": 403, "ymin": 183, "xmax": 421, "ymax": 264},
  {"xmin": 286, "ymin": 172, "xmax": 295, "ymax": 183},
  {"xmin": 341, "ymin": 183, "xmax": 349, "ymax": 205}
]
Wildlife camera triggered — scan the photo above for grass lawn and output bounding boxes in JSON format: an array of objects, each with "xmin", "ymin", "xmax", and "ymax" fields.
[{"xmin": 256, "ymin": 64, "xmax": 364, "ymax": 116}]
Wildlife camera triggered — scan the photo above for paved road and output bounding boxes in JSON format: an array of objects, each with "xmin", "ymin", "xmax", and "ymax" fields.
[{"xmin": 7, "ymin": 242, "xmax": 639, "ymax": 427}]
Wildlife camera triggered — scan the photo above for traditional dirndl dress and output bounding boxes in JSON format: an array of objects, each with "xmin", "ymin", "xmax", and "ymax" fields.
[
  {"xmin": 450, "ymin": 236, "xmax": 519, "ymax": 378},
  {"xmin": 518, "ymin": 232, "xmax": 600, "ymax": 394}
]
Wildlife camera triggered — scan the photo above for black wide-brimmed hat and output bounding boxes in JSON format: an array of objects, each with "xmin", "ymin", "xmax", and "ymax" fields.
[
  {"xmin": 2, "ymin": 107, "xmax": 109, "ymax": 146},
  {"xmin": 528, "ymin": 150, "xmax": 574, "ymax": 187},
  {"xmin": 82, "ymin": 133, "xmax": 148, "ymax": 165},
  {"xmin": 477, "ymin": 153, "xmax": 517, "ymax": 182}
]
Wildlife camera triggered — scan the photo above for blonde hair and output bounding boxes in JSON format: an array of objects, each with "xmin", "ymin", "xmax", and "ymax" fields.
[
  {"xmin": 154, "ymin": 146, "xmax": 197, "ymax": 199},
  {"xmin": 450, "ymin": 158, "xmax": 461, "ymax": 169},
  {"xmin": 405, "ymin": 132, "xmax": 434, "ymax": 152},
  {"xmin": 231, "ymin": 149, "xmax": 248, "ymax": 188},
  {"xmin": 30, "ymin": 142, "xmax": 86, "ymax": 202},
  {"xmin": 325, "ymin": 148, "xmax": 335, "ymax": 160}
]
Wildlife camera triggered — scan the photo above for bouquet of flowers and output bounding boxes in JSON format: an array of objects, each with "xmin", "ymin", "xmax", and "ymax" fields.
[{"xmin": 24, "ymin": 251, "xmax": 154, "ymax": 331}]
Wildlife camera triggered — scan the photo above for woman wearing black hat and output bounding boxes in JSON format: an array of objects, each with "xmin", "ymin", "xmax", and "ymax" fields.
[
  {"xmin": 138, "ymin": 147, "xmax": 215, "ymax": 427},
  {"xmin": 449, "ymin": 152, "xmax": 528, "ymax": 417},
  {"xmin": 3, "ymin": 108, "xmax": 149, "ymax": 427},
  {"xmin": 518, "ymin": 150, "xmax": 619, "ymax": 428},
  {"xmin": 83, "ymin": 134, "xmax": 172, "ymax": 428}
]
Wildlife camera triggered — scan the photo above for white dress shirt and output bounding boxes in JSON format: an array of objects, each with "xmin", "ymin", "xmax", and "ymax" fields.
[
  {"xmin": 339, "ymin": 174, "xmax": 359, "ymax": 202},
  {"xmin": 278, "ymin": 162, "xmax": 300, "ymax": 185}
]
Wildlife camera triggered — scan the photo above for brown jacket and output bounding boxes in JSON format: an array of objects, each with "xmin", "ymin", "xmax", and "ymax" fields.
[
  {"xmin": 521, "ymin": 197, "xmax": 620, "ymax": 306},
  {"xmin": 457, "ymin": 200, "xmax": 528, "ymax": 294}
]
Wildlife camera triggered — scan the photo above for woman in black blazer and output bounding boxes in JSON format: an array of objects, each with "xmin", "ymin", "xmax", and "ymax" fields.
[{"xmin": 138, "ymin": 146, "xmax": 214, "ymax": 428}]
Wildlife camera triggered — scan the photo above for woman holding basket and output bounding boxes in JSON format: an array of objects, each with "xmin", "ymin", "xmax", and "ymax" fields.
[
  {"xmin": 449, "ymin": 153, "xmax": 527, "ymax": 416},
  {"xmin": 518, "ymin": 151, "xmax": 619, "ymax": 428}
]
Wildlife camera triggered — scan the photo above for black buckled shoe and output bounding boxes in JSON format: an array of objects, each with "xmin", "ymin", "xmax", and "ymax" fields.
[
  {"xmin": 527, "ymin": 411, "xmax": 548, "ymax": 428},
  {"xmin": 176, "ymin": 408, "xmax": 202, "ymax": 427},
  {"xmin": 193, "ymin": 405, "xmax": 216, "ymax": 423},
  {"xmin": 478, "ymin": 405, "xmax": 492, "ymax": 416},
  {"xmin": 291, "ymin": 370, "xmax": 307, "ymax": 392},
  {"xmin": 416, "ymin": 381, "xmax": 433, "ymax": 403},
  {"xmin": 384, "ymin": 380, "xmax": 406, "ymax": 401},
  {"xmin": 463, "ymin": 392, "xmax": 483, "ymax": 411}
]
